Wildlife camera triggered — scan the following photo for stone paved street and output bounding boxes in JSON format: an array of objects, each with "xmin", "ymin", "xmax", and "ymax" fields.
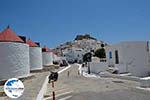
[{"xmin": 44, "ymin": 64, "xmax": 150, "ymax": 100}]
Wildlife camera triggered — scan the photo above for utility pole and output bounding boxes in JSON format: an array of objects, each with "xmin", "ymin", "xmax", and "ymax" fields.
[
  {"xmin": 51, "ymin": 81, "xmax": 55, "ymax": 100},
  {"xmin": 88, "ymin": 62, "xmax": 90, "ymax": 74}
]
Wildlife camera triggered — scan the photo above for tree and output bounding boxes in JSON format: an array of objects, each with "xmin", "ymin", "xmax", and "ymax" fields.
[
  {"xmin": 83, "ymin": 52, "xmax": 92, "ymax": 62},
  {"xmin": 101, "ymin": 43, "xmax": 105, "ymax": 48},
  {"xmin": 94, "ymin": 48, "xmax": 106, "ymax": 58}
]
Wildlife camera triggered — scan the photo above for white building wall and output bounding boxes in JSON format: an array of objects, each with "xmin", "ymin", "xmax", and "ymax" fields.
[
  {"xmin": 73, "ymin": 50, "xmax": 84, "ymax": 62},
  {"xmin": 106, "ymin": 46, "xmax": 114, "ymax": 66},
  {"xmin": 29, "ymin": 47, "xmax": 43, "ymax": 71},
  {"xmin": 121, "ymin": 42, "xmax": 150, "ymax": 77},
  {"xmin": 53, "ymin": 54, "xmax": 58, "ymax": 61},
  {"xmin": 42, "ymin": 52, "xmax": 53, "ymax": 66},
  {"xmin": 0, "ymin": 42, "xmax": 30, "ymax": 80},
  {"xmin": 50, "ymin": 52, "xmax": 54, "ymax": 64},
  {"xmin": 90, "ymin": 62, "xmax": 108, "ymax": 74},
  {"xmin": 106, "ymin": 44, "xmax": 127, "ymax": 73},
  {"xmin": 92, "ymin": 57, "xmax": 100, "ymax": 62},
  {"xmin": 64, "ymin": 52, "xmax": 73, "ymax": 62},
  {"xmin": 63, "ymin": 48, "xmax": 85, "ymax": 63},
  {"xmin": 106, "ymin": 41, "xmax": 150, "ymax": 77}
]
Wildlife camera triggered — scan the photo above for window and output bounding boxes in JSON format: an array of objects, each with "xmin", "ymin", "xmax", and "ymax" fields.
[
  {"xmin": 109, "ymin": 51, "xmax": 112, "ymax": 59},
  {"xmin": 115, "ymin": 50, "xmax": 119, "ymax": 64}
]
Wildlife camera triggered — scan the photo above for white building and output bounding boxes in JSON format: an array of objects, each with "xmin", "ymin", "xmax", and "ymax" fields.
[
  {"xmin": 42, "ymin": 47, "xmax": 53, "ymax": 66},
  {"xmin": 74, "ymin": 39, "xmax": 103, "ymax": 52},
  {"xmin": 0, "ymin": 26, "xmax": 30, "ymax": 80},
  {"xmin": 26, "ymin": 39, "xmax": 43, "ymax": 71},
  {"xmin": 106, "ymin": 41, "xmax": 150, "ymax": 77},
  {"xmin": 53, "ymin": 53, "xmax": 59, "ymax": 62},
  {"xmin": 63, "ymin": 47, "xmax": 85, "ymax": 63}
]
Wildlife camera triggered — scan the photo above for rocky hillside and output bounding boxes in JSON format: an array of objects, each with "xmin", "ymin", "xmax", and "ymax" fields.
[{"xmin": 53, "ymin": 34, "xmax": 108, "ymax": 56}]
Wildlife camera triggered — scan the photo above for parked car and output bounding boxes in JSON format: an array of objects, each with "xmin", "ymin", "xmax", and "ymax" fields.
[
  {"xmin": 60, "ymin": 60, "xmax": 68, "ymax": 67},
  {"xmin": 68, "ymin": 60, "xmax": 75, "ymax": 64}
]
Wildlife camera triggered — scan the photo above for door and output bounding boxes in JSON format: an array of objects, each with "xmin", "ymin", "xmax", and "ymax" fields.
[{"xmin": 115, "ymin": 50, "xmax": 119, "ymax": 64}]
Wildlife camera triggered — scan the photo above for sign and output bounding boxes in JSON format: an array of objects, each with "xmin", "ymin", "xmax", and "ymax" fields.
[
  {"xmin": 4, "ymin": 78, "xmax": 24, "ymax": 98},
  {"xmin": 48, "ymin": 72, "xmax": 58, "ymax": 83}
]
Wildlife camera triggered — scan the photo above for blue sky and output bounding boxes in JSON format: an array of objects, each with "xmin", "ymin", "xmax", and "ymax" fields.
[{"xmin": 0, "ymin": 0, "xmax": 150, "ymax": 48}]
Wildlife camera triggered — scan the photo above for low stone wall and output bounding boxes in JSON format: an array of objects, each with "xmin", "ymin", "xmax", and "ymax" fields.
[
  {"xmin": 140, "ymin": 77, "xmax": 150, "ymax": 87},
  {"xmin": 90, "ymin": 62, "xmax": 108, "ymax": 74}
]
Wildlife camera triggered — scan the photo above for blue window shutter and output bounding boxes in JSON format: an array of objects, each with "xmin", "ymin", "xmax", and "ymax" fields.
[{"xmin": 109, "ymin": 51, "xmax": 112, "ymax": 59}]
